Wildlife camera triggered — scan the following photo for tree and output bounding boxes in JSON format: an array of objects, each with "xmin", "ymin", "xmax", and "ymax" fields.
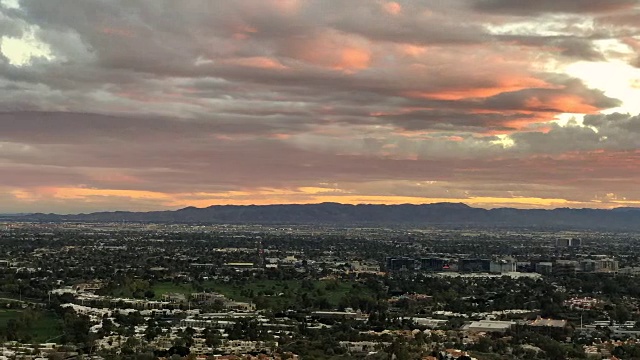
[
  {"xmin": 204, "ymin": 328, "xmax": 221, "ymax": 348},
  {"xmin": 613, "ymin": 304, "xmax": 631, "ymax": 324},
  {"xmin": 472, "ymin": 336, "xmax": 493, "ymax": 353},
  {"xmin": 101, "ymin": 318, "xmax": 114, "ymax": 336}
]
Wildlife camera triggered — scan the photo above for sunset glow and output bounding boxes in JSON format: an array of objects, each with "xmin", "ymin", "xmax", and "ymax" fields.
[{"xmin": 1, "ymin": 0, "xmax": 640, "ymax": 213}]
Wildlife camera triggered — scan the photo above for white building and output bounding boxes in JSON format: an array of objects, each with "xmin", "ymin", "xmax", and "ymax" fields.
[
  {"xmin": 463, "ymin": 320, "xmax": 515, "ymax": 333},
  {"xmin": 489, "ymin": 258, "xmax": 516, "ymax": 274}
]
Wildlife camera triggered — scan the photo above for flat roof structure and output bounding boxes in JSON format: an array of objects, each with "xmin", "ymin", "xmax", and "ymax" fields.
[
  {"xmin": 528, "ymin": 318, "xmax": 567, "ymax": 328},
  {"xmin": 463, "ymin": 320, "xmax": 515, "ymax": 333}
]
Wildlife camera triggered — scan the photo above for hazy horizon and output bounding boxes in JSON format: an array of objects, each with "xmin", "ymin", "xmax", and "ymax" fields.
[{"xmin": 4, "ymin": 201, "xmax": 640, "ymax": 216}]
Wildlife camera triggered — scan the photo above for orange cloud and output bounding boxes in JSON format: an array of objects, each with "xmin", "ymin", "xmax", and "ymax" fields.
[
  {"xmin": 268, "ymin": 133, "xmax": 292, "ymax": 140},
  {"xmin": 164, "ymin": 193, "xmax": 584, "ymax": 209},
  {"xmin": 227, "ymin": 57, "xmax": 287, "ymax": 69},
  {"xmin": 399, "ymin": 44, "xmax": 428, "ymax": 57},
  {"xmin": 9, "ymin": 185, "xmax": 639, "ymax": 210},
  {"xmin": 270, "ymin": 0, "xmax": 301, "ymax": 14},
  {"xmin": 232, "ymin": 24, "xmax": 258, "ymax": 40},
  {"xmin": 382, "ymin": 2, "xmax": 402, "ymax": 15},
  {"xmin": 10, "ymin": 190, "xmax": 39, "ymax": 202},
  {"xmin": 524, "ymin": 94, "xmax": 599, "ymax": 113},
  {"xmin": 502, "ymin": 118, "xmax": 556, "ymax": 132},
  {"xmin": 50, "ymin": 187, "xmax": 171, "ymax": 201},
  {"xmin": 334, "ymin": 47, "xmax": 371, "ymax": 72},
  {"xmin": 406, "ymin": 77, "xmax": 552, "ymax": 100},
  {"xmin": 284, "ymin": 31, "xmax": 371, "ymax": 72},
  {"xmin": 88, "ymin": 172, "xmax": 144, "ymax": 184}
]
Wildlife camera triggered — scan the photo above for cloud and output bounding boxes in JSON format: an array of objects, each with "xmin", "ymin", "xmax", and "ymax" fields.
[
  {"xmin": 0, "ymin": 1, "xmax": 638, "ymax": 211},
  {"xmin": 509, "ymin": 112, "xmax": 640, "ymax": 153},
  {"xmin": 473, "ymin": 0, "xmax": 639, "ymax": 16},
  {"xmin": 497, "ymin": 35, "xmax": 606, "ymax": 61},
  {"xmin": 481, "ymin": 78, "xmax": 620, "ymax": 112},
  {"xmin": 382, "ymin": 2, "xmax": 402, "ymax": 16}
]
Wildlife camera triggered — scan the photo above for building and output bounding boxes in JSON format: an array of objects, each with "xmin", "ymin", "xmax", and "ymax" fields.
[
  {"xmin": 564, "ymin": 297, "xmax": 603, "ymax": 310},
  {"xmin": 223, "ymin": 262, "xmax": 255, "ymax": 269},
  {"xmin": 609, "ymin": 327, "xmax": 640, "ymax": 339},
  {"xmin": 459, "ymin": 259, "xmax": 491, "ymax": 272},
  {"xmin": 339, "ymin": 341, "xmax": 387, "ymax": 354},
  {"xmin": 161, "ymin": 293, "xmax": 187, "ymax": 304},
  {"xmin": 618, "ymin": 267, "xmax": 640, "ymax": 276},
  {"xmin": 350, "ymin": 261, "xmax": 380, "ymax": 273},
  {"xmin": 224, "ymin": 301, "xmax": 255, "ymax": 312},
  {"xmin": 72, "ymin": 281, "xmax": 104, "ymax": 292},
  {"xmin": 191, "ymin": 292, "xmax": 227, "ymax": 304},
  {"xmin": 388, "ymin": 294, "xmax": 433, "ymax": 307},
  {"xmin": 556, "ymin": 238, "xmax": 582, "ymax": 247},
  {"xmin": 439, "ymin": 349, "xmax": 477, "ymax": 360},
  {"xmin": 463, "ymin": 320, "xmax": 515, "ymax": 333},
  {"xmin": 578, "ymin": 258, "xmax": 619, "ymax": 273},
  {"xmin": 180, "ymin": 318, "xmax": 235, "ymax": 329},
  {"xmin": 420, "ymin": 258, "xmax": 450, "ymax": 271},
  {"xmin": 311, "ymin": 311, "xmax": 368, "ymax": 321},
  {"xmin": 580, "ymin": 259, "xmax": 597, "ymax": 272},
  {"xmin": 218, "ymin": 340, "xmax": 274, "ymax": 355},
  {"xmin": 489, "ymin": 258, "xmax": 516, "ymax": 274},
  {"xmin": 596, "ymin": 258, "xmax": 619, "ymax": 273},
  {"xmin": 535, "ymin": 262, "xmax": 553, "ymax": 275},
  {"xmin": 554, "ymin": 260, "xmax": 578, "ymax": 276},
  {"xmin": 528, "ymin": 316, "xmax": 567, "ymax": 328},
  {"xmin": 410, "ymin": 317, "xmax": 448, "ymax": 328},
  {"xmin": 386, "ymin": 257, "xmax": 417, "ymax": 272}
]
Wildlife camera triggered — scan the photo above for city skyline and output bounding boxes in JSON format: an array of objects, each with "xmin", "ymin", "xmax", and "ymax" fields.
[{"xmin": 1, "ymin": 0, "xmax": 640, "ymax": 213}]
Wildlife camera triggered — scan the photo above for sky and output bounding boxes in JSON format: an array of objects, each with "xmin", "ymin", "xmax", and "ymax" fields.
[{"xmin": 1, "ymin": 0, "xmax": 640, "ymax": 213}]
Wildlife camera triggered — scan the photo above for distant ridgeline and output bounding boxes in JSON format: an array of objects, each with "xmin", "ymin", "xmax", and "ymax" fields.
[{"xmin": 6, "ymin": 203, "xmax": 640, "ymax": 231}]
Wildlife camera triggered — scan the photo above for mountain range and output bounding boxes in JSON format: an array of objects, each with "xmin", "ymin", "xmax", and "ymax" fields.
[{"xmin": 4, "ymin": 203, "xmax": 640, "ymax": 231}]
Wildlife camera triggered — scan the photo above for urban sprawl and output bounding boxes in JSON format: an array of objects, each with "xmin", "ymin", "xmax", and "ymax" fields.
[{"xmin": 0, "ymin": 223, "xmax": 640, "ymax": 360}]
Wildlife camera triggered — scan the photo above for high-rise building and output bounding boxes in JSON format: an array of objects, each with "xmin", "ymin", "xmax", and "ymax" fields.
[
  {"xmin": 460, "ymin": 258, "xmax": 491, "ymax": 272},
  {"xmin": 490, "ymin": 258, "xmax": 517, "ymax": 273},
  {"xmin": 535, "ymin": 262, "xmax": 553, "ymax": 275},
  {"xmin": 554, "ymin": 260, "xmax": 578, "ymax": 276},
  {"xmin": 556, "ymin": 238, "xmax": 582, "ymax": 247},
  {"xmin": 386, "ymin": 257, "xmax": 417, "ymax": 271},
  {"xmin": 580, "ymin": 259, "xmax": 597, "ymax": 272},
  {"xmin": 596, "ymin": 258, "xmax": 619, "ymax": 273},
  {"xmin": 420, "ymin": 257, "xmax": 449, "ymax": 271}
]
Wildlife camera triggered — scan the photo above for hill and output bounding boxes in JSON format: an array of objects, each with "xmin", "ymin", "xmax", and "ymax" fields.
[{"xmin": 7, "ymin": 202, "xmax": 640, "ymax": 231}]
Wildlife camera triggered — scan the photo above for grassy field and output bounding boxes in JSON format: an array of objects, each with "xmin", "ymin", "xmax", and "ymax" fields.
[
  {"xmin": 0, "ymin": 309, "xmax": 22, "ymax": 325},
  {"xmin": 30, "ymin": 312, "xmax": 62, "ymax": 343},
  {"xmin": 146, "ymin": 279, "xmax": 372, "ymax": 310},
  {"xmin": 151, "ymin": 282, "xmax": 193, "ymax": 300},
  {"xmin": 0, "ymin": 310, "xmax": 62, "ymax": 343}
]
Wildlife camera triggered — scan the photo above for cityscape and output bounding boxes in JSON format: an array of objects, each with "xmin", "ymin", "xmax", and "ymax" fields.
[
  {"xmin": 0, "ymin": 222, "xmax": 640, "ymax": 359},
  {"xmin": 3, "ymin": 0, "xmax": 640, "ymax": 359}
]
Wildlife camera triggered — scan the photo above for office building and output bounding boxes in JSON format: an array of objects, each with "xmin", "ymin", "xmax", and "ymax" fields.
[
  {"xmin": 490, "ymin": 258, "xmax": 517, "ymax": 274},
  {"xmin": 460, "ymin": 259, "xmax": 491, "ymax": 272},
  {"xmin": 386, "ymin": 257, "xmax": 417, "ymax": 271},
  {"xmin": 420, "ymin": 257, "xmax": 450, "ymax": 271}
]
